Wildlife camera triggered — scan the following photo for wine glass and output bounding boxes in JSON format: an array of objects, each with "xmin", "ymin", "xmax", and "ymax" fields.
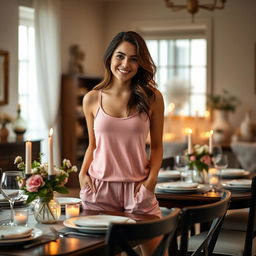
[
  {"xmin": 0, "ymin": 171, "xmax": 22, "ymax": 225},
  {"xmin": 214, "ymin": 154, "xmax": 228, "ymax": 187},
  {"xmin": 211, "ymin": 145, "xmax": 223, "ymax": 166},
  {"xmin": 175, "ymin": 155, "xmax": 188, "ymax": 182}
]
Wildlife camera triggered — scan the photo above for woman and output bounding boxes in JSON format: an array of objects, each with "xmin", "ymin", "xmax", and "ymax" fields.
[{"xmin": 79, "ymin": 31, "xmax": 164, "ymax": 254}]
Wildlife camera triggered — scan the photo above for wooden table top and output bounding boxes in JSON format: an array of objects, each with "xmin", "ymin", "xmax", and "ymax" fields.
[
  {"xmin": 0, "ymin": 209, "xmax": 157, "ymax": 256},
  {"xmin": 156, "ymin": 189, "xmax": 251, "ymax": 209}
]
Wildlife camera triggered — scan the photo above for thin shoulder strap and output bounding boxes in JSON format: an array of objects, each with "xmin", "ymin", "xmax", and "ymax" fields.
[
  {"xmin": 94, "ymin": 89, "xmax": 102, "ymax": 118},
  {"xmin": 98, "ymin": 89, "xmax": 102, "ymax": 106}
]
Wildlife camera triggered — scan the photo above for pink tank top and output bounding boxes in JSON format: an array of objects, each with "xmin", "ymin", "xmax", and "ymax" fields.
[{"xmin": 88, "ymin": 91, "xmax": 150, "ymax": 182}]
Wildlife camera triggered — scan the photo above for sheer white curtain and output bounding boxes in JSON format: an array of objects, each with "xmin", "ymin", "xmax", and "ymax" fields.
[{"xmin": 34, "ymin": 0, "xmax": 61, "ymax": 165}]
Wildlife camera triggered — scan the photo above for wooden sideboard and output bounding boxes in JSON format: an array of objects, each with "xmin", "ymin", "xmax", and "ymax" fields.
[{"xmin": 0, "ymin": 139, "xmax": 41, "ymax": 171}]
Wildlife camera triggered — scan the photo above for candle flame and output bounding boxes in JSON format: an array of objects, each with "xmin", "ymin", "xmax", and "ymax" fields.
[
  {"xmin": 49, "ymin": 128, "xmax": 53, "ymax": 137},
  {"xmin": 210, "ymin": 129, "xmax": 214, "ymax": 135},
  {"xmin": 167, "ymin": 103, "xmax": 175, "ymax": 113},
  {"xmin": 204, "ymin": 110, "xmax": 210, "ymax": 118},
  {"xmin": 184, "ymin": 127, "xmax": 192, "ymax": 135}
]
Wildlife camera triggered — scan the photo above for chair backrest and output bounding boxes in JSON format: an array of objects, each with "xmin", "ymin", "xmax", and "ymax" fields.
[
  {"xmin": 243, "ymin": 175, "xmax": 256, "ymax": 256},
  {"xmin": 161, "ymin": 156, "xmax": 175, "ymax": 170},
  {"xmin": 105, "ymin": 208, "xmax": 180, "ymax": 256},
  {"xmin": 178, "ymin": 190, "xmax": 231, "ymax": 256}
]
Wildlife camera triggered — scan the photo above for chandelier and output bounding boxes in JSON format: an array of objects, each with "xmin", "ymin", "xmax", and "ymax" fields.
[{"xmin": 164, "ymin": 0, "xmax": 227, "ymax": 22}]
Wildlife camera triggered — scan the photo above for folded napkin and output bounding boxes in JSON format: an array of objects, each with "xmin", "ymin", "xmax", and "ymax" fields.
[
  {"xmin": 227, "ymin": 179, "xmax": 252, "ymax": 187},
  {"xmin": 74, "ymin": 215, "xmax": 132, "ymax": 228},
  {"xmin": 221, "ymin": 169, "xmax": 245, "ymax": 176},
  {"xmin": 0, "ymin": 226, "xmax": 33, "ymax": 240},
  {"xmin": 158, "ymin": 170, "xmax": 180, "ymax": 177},
  {"xmin": 161, "ymin": 182, "xmax": 199, "ymax": 189}
]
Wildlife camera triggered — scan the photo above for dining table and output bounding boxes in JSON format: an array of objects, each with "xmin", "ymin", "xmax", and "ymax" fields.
[
  {"xmin": 156, "ymin": 189, "xmax": 252, "ymax": 210},
  {"xmin": 0, "ymin": 203, "xmax": 157, "ymax": 256},
  {"xmin": 155, "ymin": 169, "xmax": 254, "ymax": 210}
]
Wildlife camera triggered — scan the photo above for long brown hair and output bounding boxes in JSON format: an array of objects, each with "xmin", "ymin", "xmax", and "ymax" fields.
[{"xmin": 94, "ymin": 31, "xmax": 157, "ymax": 117}]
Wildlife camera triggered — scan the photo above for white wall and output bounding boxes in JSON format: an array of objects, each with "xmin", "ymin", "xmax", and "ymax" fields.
[
  {"xmin": 0, "ymin": 0, "xmax": 18, "ymax": 124},
  {"xmin": 61, "ymin": 0, "xmax": 104, "ymax": 76}
]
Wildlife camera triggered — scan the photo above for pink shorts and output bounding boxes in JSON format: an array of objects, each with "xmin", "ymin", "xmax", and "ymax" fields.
[{"xmin": 80, "ymin": 177, "xmax": 161, "ymax": 218}]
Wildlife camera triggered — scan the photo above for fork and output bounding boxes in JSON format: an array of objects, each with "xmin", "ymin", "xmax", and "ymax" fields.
[{"xmin": 50, "ymin": 227, "xmax": 102, "ymax": 238}]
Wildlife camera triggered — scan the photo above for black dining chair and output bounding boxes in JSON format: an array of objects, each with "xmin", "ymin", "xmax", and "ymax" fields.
[
  {"xmin": 105, "ymin": 208, "xmax": 180, "ymax": 256},
  {"xmin": 161, "ymin": 156, "xmax": 175, "ymax": 170},
  {"xmin": 175, "ymin": 190, "xmax": 231, "ymax": 256},
  {"xmin": 208, "ymin": 175, "xmax": 256, "ymax": 256}
]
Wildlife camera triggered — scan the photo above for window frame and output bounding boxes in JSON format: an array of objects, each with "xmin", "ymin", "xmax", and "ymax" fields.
[{"xmin": 131, "ymin": 19, "xmax": 213, "ymax": 117}]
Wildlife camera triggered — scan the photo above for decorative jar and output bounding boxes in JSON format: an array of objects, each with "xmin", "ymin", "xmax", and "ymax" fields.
[
  {"xmin": 12, "ymin": 104, "xmax": 27, "ymax": 141},
  {"xmin": 33, "ymin": 195, "xmax": 61, "ymax": 224},
  {"xmin": 212, "ymin": 110, "xmax": 233, "ymax": 144}
]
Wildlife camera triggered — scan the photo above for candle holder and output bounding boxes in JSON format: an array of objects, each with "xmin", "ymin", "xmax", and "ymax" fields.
[
  {"xmin": 14, "ymin": 208, "xmax": 29, "ymax": 226},
  {"xmin": 48, "ymin": 174, "xmax": 56, "ymax": 181},
  {"xmin": 65, "ymin": 204, "xmax": 80, "ymax": 219}
]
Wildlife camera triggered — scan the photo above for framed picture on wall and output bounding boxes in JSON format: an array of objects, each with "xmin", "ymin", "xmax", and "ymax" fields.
[{"xmin": 0, "ymin": 50, "xmax": 9, "ymax": 105}]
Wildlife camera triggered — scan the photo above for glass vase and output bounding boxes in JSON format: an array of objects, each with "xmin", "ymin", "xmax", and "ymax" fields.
[
  {"xmin": 33, "ymin": 196, "xmax": 61, "ymax": 224},
  {"xmin": 192, "ymin": 168, "xmax": 208, "ymax": 184}
]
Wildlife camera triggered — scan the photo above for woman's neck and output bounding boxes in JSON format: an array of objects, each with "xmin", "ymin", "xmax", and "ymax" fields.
[{"xmin": 107, "ymin": 79, "xmax": 132, "ymax": 94}]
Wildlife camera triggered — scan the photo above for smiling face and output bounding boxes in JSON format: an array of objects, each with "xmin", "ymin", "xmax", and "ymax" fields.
[{"xmin": 110, "ymin": 41, "xmax": 139, "ymax": 83}]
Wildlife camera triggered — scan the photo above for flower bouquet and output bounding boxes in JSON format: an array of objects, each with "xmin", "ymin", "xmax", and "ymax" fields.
[
  {"xmin": 15, "ymin": 155, "xmax": 78, "ymax": 223},
  {"xmin": 186, "ymin": 145, "xmax": 212, "ymax": 183},
  {"xmin": 186, "ymin": 144, "xmax": 212, "ymax": 172}
]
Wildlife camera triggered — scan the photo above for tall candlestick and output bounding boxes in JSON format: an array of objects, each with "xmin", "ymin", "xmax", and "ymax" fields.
[
  {"xmin": 48, "ymin": 128, "xmax": 54, "ymax": 175},
  {"xmin": 209, "ymin": 130, "xmax": 213, "ymax": 154},
  {"xmin": 25, "ymin": 140, "xmax": 32, "ymax": 174},
  {"xmin": 188, "ymin": 129, "xmax": 192, "ymax": 154}
]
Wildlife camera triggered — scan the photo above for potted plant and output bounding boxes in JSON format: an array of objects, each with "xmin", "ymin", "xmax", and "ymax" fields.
[
  {"xmin": 207, "ymin": 89, "xmax": 240, "ymax": 112},
  {"xmin": 207, "ymin": 90, "xmax": 240, "ymax": 144}
]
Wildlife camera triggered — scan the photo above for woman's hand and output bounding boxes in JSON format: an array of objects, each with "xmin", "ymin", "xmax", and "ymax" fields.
[
  {"xmin": 134, "ymin": 177, "xmax": 157, "ymax": 194},
  {"xmin": 79, "ymin": 173, "xmax": 95, "ymax": 192}
]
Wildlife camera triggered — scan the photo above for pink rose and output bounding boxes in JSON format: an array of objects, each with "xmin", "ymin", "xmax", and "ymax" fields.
[
  {"xmin": 201, "ymin": 155, "xmax": 212, "ymax": 166},
  {"xmin": 26, "ymin": 174, "xmax": 44, "ymax": 192},
  {"xmin": 190, "ymin": 155, "xmax": 196, "ymax": 161}
]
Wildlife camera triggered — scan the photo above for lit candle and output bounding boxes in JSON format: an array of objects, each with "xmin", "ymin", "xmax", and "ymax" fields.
[
  {"xmin": 65, "ymin": 204, "xmax": 80, "ymax": 219},
  {"xmin": 25, "ymin": 140, "xmax": 32, "ymax": 174},
  {"xmin": 209, "ymin": 130, "xmax": 213, "ymax": 154},
  {"xmin": 188, "ymin": 129, "xmax": 193, "ymax": 154},
  {"xmin": 48, "ymin": 128, "xmax": 54, "ymax": 175},
  {"xmin": 14, "ymin": 209, "xmax": 28, "ymax": 225}
]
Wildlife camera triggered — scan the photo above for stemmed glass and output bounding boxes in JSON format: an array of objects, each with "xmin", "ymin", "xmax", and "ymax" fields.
[
  {"xmin": 214, "ymin": 154, "xmax": 228, "ymax": 187},
  {"xmin": 0, "ymin": 171, "xmax": 22, "ymax": 225},
  {"xmin": 211, "ymin": 145, "xmax": 223, "ymax": 166},
  {"xmin": 175, "ymin": 155, "xmax": 188, "ymax": 182}
]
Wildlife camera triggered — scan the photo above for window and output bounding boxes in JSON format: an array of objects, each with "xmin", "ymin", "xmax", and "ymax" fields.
[
  {"xmin": 19, "ymin": 6, "xmax": 44, "ymax": 138},
  {"xmin": 136, "ymin": 20, "xmax": 212, "ymax": 117},
  {"xmin": 146, "ymin": 38, "xmax": 207, "ymax": 117}
]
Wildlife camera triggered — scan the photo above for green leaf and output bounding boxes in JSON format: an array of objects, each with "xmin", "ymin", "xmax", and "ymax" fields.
[
  {"xmin": 26, "ymin": 193, "xmax": 37, "ymax": 204},
  {"xmin": 54, "ymin": 186, "xmax": 68, "ymax": 194}
]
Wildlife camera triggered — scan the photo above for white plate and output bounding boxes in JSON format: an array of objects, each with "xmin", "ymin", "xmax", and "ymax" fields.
[
  {"xmin": 156, "ymin": 182, "xmax": 207, "ymax": 193},
  {"xmin": 222, "ymin": 179, "xmax": 252, "ymax": 191},
  {"xmin": 56, "ymin": 197, "xmax": 82, "ymax": 206},
  {"xmin": 63, "ymin": 215, "xmax": 135, "ymax": 234},
  {"xmin": 217, "ymin": 169, "xmax": 250, "ymax": 178},
  {"xmin": 158, "ymin": 170, "xmax": 180, "ymax": 179},
  {"xmin": 0, "ymin": 227, "xmax": 43, "ymax": 245},
  {"xmin": 228, "ymin": 179, "xmax": 252, "ymax": 187}
]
